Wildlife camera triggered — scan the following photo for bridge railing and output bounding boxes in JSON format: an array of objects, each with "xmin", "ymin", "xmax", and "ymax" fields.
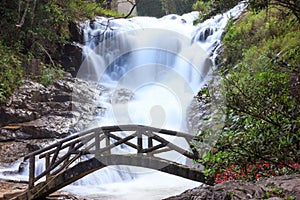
[{"xmin": 23, "ymin": 125, "xmax": 199, "ymax": 189}]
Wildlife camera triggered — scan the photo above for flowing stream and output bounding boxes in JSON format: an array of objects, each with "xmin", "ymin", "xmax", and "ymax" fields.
[{"xmin": 0, "ymin": 3, "xmax": 246, "ymax": 200}]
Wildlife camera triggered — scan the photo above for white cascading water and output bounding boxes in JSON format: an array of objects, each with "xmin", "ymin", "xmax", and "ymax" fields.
[{"xmin": 0, "ymin": 3, "xmax": 246, "ymax": 200}]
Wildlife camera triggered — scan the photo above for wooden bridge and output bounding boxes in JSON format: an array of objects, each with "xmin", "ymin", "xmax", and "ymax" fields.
[{"xmin": 7, "ymin": 125, "xmax": 209, "ymax": 200}]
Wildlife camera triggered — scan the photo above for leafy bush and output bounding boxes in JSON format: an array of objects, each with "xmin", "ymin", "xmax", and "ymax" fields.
[
  {"xmin": 0, "ymin": 42, "xmax": 23, "ymax": 104},
  {"xmin": 222, "ymin": 8, "xmax": 299, "ymax": 67},
  {"xmin": 193, "ymin": 0, "xmax": 240, "ymax": 21},
  {"xmin": 192, "ymin": 0, "xmax": 212, "ymax": 21},
  {"xmin": 197, "ymin": 7, "xmax": 300, "ymax": 183}
]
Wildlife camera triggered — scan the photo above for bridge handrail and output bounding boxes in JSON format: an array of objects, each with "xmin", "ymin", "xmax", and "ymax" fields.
[
  {"xmin": 23, "ymin": 124, "xmax": 200, "ymax": 189},
  {"xmin": 24, "ymin": 124, "xmax": 194, "ymax": 160}
]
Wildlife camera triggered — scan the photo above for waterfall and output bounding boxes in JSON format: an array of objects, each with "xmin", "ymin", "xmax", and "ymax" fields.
[
  {"xmin": 0, "ymin": 2, "xmax": 247, "ymax": 199},
  {"xmin": 64, "ymin": 3, "xmax": 246, "ymax": 199}
]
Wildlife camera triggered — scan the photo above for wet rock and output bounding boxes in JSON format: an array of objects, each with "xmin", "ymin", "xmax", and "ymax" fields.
[
  {"xmin": 111, "ymin": 88, "xmax": 134, "ymax": 104},
  {"xmin": 0, "ymin": 75, "xmax": 107, "ymax": 141},
  {"xmin": 0, "ymin": 140, "xmax": 52, "ymax": 164},
  {"xmin": 62, "ymin": 44, "xmax": 82, "ymax": 77},
  {"xmin": 0, "ymin": 180, "xmax": 27, "ymax": 199},
  {"xmin": 0, "ymin": 81, "xmax": 50, "ymax": 125},
  {"xmin": 187, "ymin": 77, "xmax": 225, "ymax": 135},
  {"xmin": 165, "ymin": 185, "xmax": 229, "ymax": 200},
  {"xmin": 213, "ymin": 44, "xmax": 225, "ymax": 68},
  {"xmin": 164, "ymin": 174, "xmax": 300, "ymax": 200},
  {"xmin": 68, "ymin": 21, "xmax": 82, "ymax": 43},
  {"xmin": 198, "ymin": 28, "xmax": 213, "ymax": 41}
]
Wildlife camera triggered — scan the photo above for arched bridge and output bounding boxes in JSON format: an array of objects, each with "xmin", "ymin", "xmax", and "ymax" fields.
[{"xmin": 8, "ymin": 125, "xmax": 209, "ymax": 200}]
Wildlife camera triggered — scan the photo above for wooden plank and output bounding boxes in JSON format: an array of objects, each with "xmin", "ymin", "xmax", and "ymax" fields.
[
  {"xmin": 35, "ymin": 142, "xmax": 85, "ymax": 181},
  {"xmin": 39, "ymin": 132, "xmax": 95, "ymax": 159},
  {"xmin": 99, "ymin": 125, "xmax": 193, "ymax": 139},
  {"xmin": 95, "ymin": 132, "xmax": 100, "ymax": 152},
  {"xmin": 142, "ymin": 143, "xmax": 166, "ymax": 154},
  {"xmin": 148, "ymin": 135, "xmax": 153, "ymax": 148},
  {"xmin": 105, "ymin": 134, "xmax": 111, "ymax": 154},
  {"xmin": 151, "ymin": 134, "xmax": 196, "ymax": 159},
  {"xmin": 24, "ymin": 129, "xmax": 97, "ymax": 159},
  {"xmin": 147, "ymin": 133, "xmax": 153, "ymax": 156},
  {"xmin": 45, "ymin": 154, "xmax": 50, "ymax": 180},
  {"xmin": 62, "ymin": 143, "xmax": 76, "ymax": 167},
  {"xmin": 106, "ymin": 132, "xmax": 138, "ymax": 149},
  {"xmin": 97, "ymin": 132, "xmax": 137, "ymax": 155},
  {"xmin": 137, "ymin": 130, "xmax": 143, "ymax": 154},
  {"xmin": 2, "ymin": 125, "xmax": 21, "ymax": 130},
  {"xmin": 49, "ymin": 142, "xmax": 62, "ymax": 167},
  {"xmin": 25, "ymin": 125, "xmax": 192, "ymax": 160},
  {"xmin": 29, "ymin": 156, "xmax": 35, "ymax": 189},
  {"xmin": 151, "ymin": 147, "xmax": 172, "ymax": 154}
]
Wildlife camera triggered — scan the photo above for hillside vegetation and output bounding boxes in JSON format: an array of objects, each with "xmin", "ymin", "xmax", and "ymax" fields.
[
  {"xmin": 0, "ymin": 0, "xmax": 118, "ymax": 103},
  {"xmin": 194, "ymin": 1, "xmax": 300, "ymax": 183}
]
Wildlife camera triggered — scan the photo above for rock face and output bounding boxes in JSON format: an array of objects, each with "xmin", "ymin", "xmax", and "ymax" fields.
[
  {"xmin": 0, "ymin": 75, "xmax": 106, "ymax": 140},
  {"xmin": 61, "ymin": 21, "xmax": 83, "ymax": 76},
  {"xmin": 62, "ymin": 43, "xmax": 83, "ymax": 76},
  {"xmin": 186, "ymin": 77, "xmax": 226, "ymax": 158},
  {"xmin": 0, "ymin": 75, "xmax": 107, "ymax": 163},
  {"xmin": 164, "ymin": 174, "xmax": 300, "ymax": 200},
  {"xmin": 0, "ymin": 74, "xmax": 137, "ymax": 165}
]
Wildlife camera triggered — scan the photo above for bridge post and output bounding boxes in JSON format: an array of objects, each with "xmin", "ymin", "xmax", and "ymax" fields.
[
  {"xmin": 147, "ymin": 131, "xmax": 153, "ymax": 156},
  {"xmin": 29, "ymin": 155, "xmax": 35, "ymax": 189},
  {"xmin": 105, "ymin": 131, "xmax": 111, "ymax": 155},
  {"xmin": 137, "ymin": 129, "xmax": 143, "ymax": 154},
  {"xmin": 45, "ymin": 153, "xmax": 50, "ymax": 180},
  {"xmin": 95, "ymin": 131, "xmax": 100, "ymax": 158}
]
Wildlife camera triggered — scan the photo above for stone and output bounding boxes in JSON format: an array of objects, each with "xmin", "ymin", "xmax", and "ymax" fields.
[
  {"xmin": 111, "ymin": 88, "xmax": 134, "ymax": 104},
  {"xmin": 61, "ymin": 44, "xmax": 82, "ymax": 77},
  {"xmin": 164, "ymin": 174, "xmax": 300, "ymax": 200},
  {"xmin": 0, "ymin": 76, "xmax": 107, "ymax": 150}
]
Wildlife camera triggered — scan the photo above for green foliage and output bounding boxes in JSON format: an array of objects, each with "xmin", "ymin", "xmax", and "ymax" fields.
[
  {"xmin": 38, "ymin": 65, "xmax": 64, "ymax": 86},
  {"xmin": 248, "ymin": 0, "xmax": 300, "ymax": 22},
  {"xmin": 209, "ymin": 0, "xmax": 240, "ymax": 15},
  {"xmin": 223, "ymin": 8, "xmax": 299, "ymax": 67},
  {"xmin": 68, "ymin": 0, "xmax": 119, "ymax": 19},
  {"xmin": 193, "ymin": 0, "xmax": 240, "ymax": 21},
  {"xmin": 0, "ymin": 0, "xmax": 119, "ymax": 102},
  {"xmin": 192, "ymin": 0, "xmax": 212, "ymax": 21},
  {"xmin": 197, "ymin": 7, "xmax": 300, "ymax": 183},
  {"xmin": 0, "ymin": 42, "xmax": 23, "ymax": 104}
]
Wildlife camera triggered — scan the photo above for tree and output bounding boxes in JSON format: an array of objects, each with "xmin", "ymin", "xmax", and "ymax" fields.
[{"xmin": 249, "ymin": 0, "xmax": 300, "ymax": 22}]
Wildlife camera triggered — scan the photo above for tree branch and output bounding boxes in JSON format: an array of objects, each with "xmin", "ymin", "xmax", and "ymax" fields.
[
  {"xmin": 34, "ymin": 42, "xmax": 56, "ymax": 67},
  {"xmin": 31, "ymin": 0, "xmax": 37, "ymax": 27},
  {"xmin": 16, "ymin": 0, "xmax": 30, "ymax": 28}
]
